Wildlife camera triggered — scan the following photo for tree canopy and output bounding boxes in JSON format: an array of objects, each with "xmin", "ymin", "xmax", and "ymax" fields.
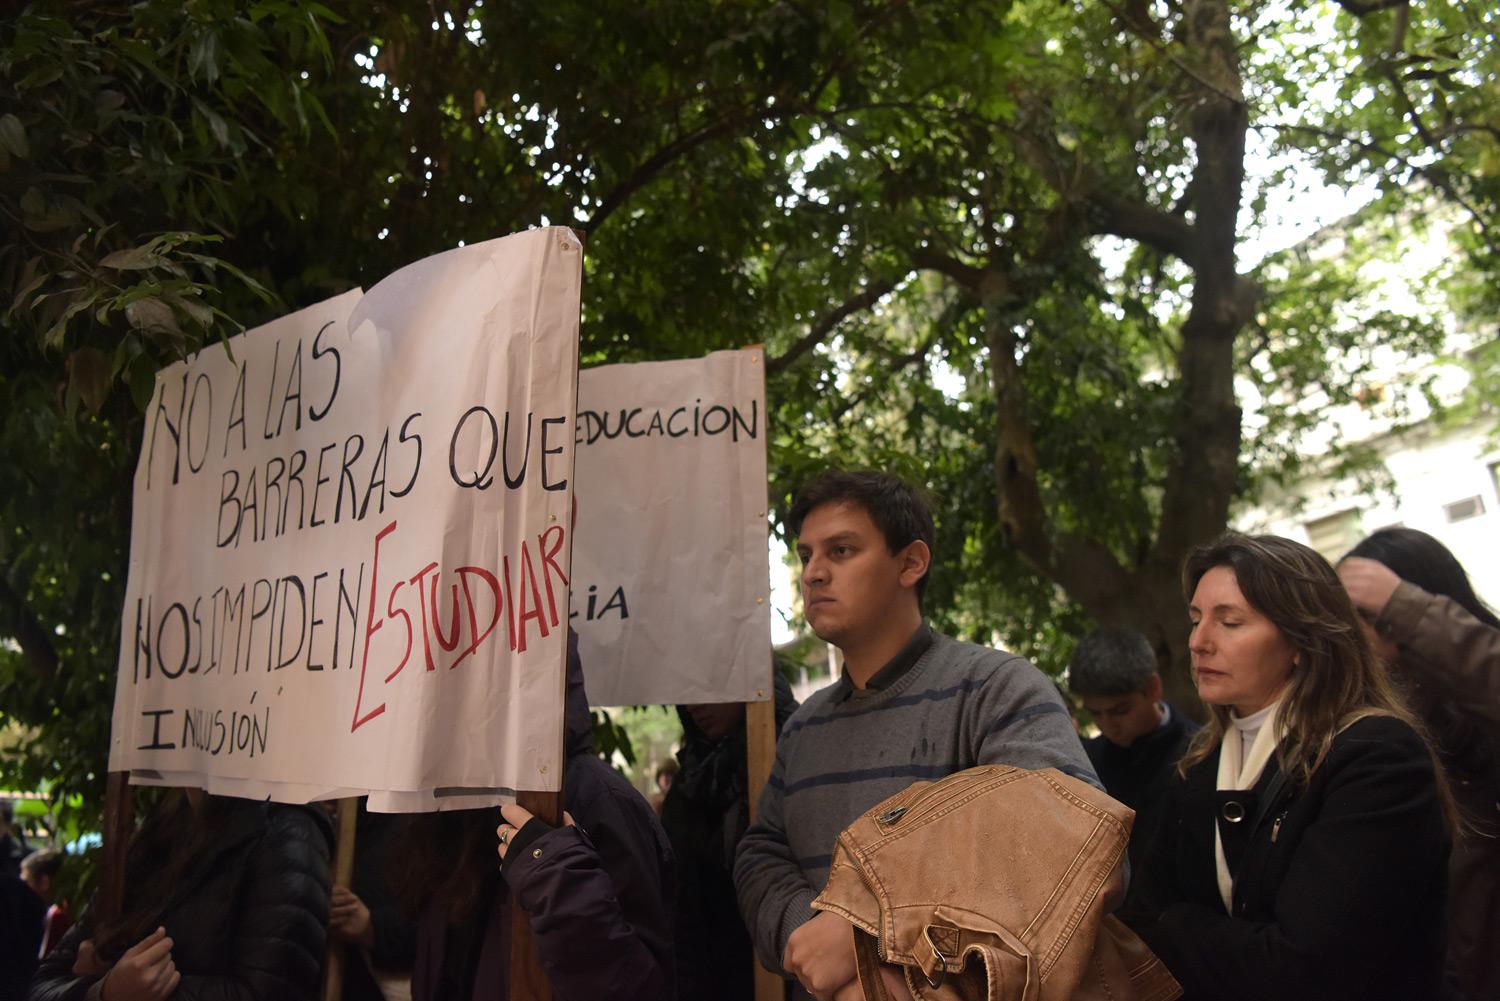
[{"xmin": 2, "ymin": 0, "xmax": 1496, "ymax": 846}]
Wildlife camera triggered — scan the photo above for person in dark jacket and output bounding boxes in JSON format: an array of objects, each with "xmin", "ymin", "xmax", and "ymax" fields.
[
  {"xmin": 661, "ymin": 668, "xmax": 798, "ymax": 1001},
  {"xmin": 1123, "ymin": 533, "xmax": 1454, "ymax": 1001},
  {"xmin": 1, "ymin": 874, "xmax": 46, "ymax": 1001},
  {"xmin": 406, "ymin": 629, "xmax": 675, "ymax": 1001},
  {"xmin": 0, "ymin": 800, "xmax": 29, "ymax": 879},
  {"xmin": 28, "ymin": 792, "xmax": 333, "ymax": 1001},
  {"xmin": 1067, "ymin": 627, "xmax": 1198, "ymax": 869},
  {"xmin": 1339, "ymin": 527, "xmax": 1500, "ymax": 1001},
  {"xmin": 328, "ymin": 802, "xmax": 418, "ymax": 1001}
]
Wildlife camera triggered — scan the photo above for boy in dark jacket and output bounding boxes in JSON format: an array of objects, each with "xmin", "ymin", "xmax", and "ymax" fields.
[{"xmin": 1068, "ymin": 628, "xmax": 1198, "ymax": 869}]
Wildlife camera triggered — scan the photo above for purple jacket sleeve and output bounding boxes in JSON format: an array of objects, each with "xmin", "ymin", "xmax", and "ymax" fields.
[{"xmin": 501, "ymin": 789, "xmax": 673, "ymax": 1001}]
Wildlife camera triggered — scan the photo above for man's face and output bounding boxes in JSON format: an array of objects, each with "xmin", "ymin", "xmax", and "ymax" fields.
[
  {"xmin": 1080, "ymin": 688, "xmax": 1160, "ymax": 749},
  {"xmin": 795, "ymin": 501, "xmax": 913, "ymax": 648},
  {"xmin": 685, "ymin": 701, "xmax": 745, "ymax": 742},
  {"xmin": 22, "ymin": 870, "xmax": 51, "ymax": 901}
]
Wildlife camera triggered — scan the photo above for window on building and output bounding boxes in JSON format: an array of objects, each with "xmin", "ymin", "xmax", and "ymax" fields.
[
  {"xmin": 1444, "ymin": 495, "xmax": 1485, "ymax": 523},
  {"xmin": 1305, "ymin": 509, "xmax": 1364, "ymax": 564}
]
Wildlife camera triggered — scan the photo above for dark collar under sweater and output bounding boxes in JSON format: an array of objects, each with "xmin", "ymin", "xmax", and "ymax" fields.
[{"xmin": 832, "ymin": 621, "xmax": 934, "ymax": 702}]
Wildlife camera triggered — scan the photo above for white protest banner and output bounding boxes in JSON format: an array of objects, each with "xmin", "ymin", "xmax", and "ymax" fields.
[
  {"xmin": 571, "ymin": 348, "xmax": 770, "ymax": 707},
  {"xmin": 109, "ymin": 228, "xmax": 582, "ymax": 810}
]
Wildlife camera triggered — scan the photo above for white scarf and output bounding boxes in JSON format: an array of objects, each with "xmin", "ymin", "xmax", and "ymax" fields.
[{"xmin": 1214, "ymin": 699, "xmax": 1284, "ymax": 914}]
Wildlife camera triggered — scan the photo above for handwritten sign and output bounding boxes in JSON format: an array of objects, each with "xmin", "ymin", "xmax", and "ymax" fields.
[
  {"xmin": 571, "ymin": 348, "xmax": 770, "ymax": 706},
  {"xmin": 108, "ymin": 228, "xmax": 583, "ymax": 810}
]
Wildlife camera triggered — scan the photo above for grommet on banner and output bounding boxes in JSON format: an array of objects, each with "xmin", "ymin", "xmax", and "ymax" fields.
[{"xmin": 756, "ymin": 597, "xmax": 764, "ymax": 605}]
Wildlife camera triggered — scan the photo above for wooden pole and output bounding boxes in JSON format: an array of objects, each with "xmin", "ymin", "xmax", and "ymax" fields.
[
  {"xmin": 97, "ymin": 772, "xmax": 134, "ymax": 925},
  {"xmin": 321, "ymin": 798, "xmax": 360, "ymax": 1001},
  {"xmin": 747, "ymin": 688, "xmax": 783, "ymax": 1001},
  {"xmin": 509, "ymin": 788, "xmax": 562, "ymax": 1001},
  {"xmin": 509, "ymin": 229, "xmax": 577, "ymax": 1001}
]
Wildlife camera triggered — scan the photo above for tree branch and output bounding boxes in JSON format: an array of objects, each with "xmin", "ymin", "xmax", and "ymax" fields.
[
  {"xmin": 912, "ymin": 248, "xmax": 984, "ymax": 291},
  {"xmin": 1333, "ymin": 0, "xmax": 1408, "ymax": 14},
  {"xmin": 1088, "ymin": 196, "xmax": 1201, "ymax": 267},
  {"xmin": 1149, "ymin": 0, "xmax": 1253, "ymax": 567},
  {"xmin": 583, "ymin": 110, "xmax": 755, "ymax": 234},
  {"xmin": 764, "ymin": 278, "xmax": 901, "ymax": 376},
  {"xmin": 830, "ymin": 328, "xmax": 940, "ymax": 423}
]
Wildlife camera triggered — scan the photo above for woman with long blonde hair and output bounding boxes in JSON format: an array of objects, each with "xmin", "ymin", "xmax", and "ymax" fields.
[{"xmin": 1123, "ymin": 533, "xmax": 1454, "ymax": 1001}]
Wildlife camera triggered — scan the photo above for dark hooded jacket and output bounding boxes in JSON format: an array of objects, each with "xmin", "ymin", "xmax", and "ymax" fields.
[
  {"xmin": 28, "ymin": 798, "xmax": 333, "ymax": 1001},
  {"xmin": 410, "ymin": 630, "xmax": 676, "ymax": 1001},
  {"xmin": 662, "ymin": 673, "xmax": 798, "ymax": 1001}
]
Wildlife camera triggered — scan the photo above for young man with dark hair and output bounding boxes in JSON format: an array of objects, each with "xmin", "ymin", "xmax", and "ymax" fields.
[
  {"xmin": 21, "ymin": 849, "xmax": 71, "ymax": 957},
  {"xmin": 734, "ymin": 470, "xmax": 1097, "ymax": 1001},
  {"xmin": 1067, "ymin": 627, "xmax": 1198, "ymax": 869}
]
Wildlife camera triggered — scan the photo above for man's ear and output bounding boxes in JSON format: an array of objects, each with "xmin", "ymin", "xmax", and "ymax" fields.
[
  {"xmin": 897, "ymin": 540, "xmax": 931, "ymax": 589},
  {"xmin": 1144, "ymin": 672, "xmax": 1164, "ymax": 702}
]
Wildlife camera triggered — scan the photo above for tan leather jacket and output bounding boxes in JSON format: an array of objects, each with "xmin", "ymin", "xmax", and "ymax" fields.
[{"xmin": 813, "ymin": 765, "xmax": 1180, "ymax": 1001}]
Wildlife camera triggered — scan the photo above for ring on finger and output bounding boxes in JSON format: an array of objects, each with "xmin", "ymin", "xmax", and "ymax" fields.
[{"xmin": 499, "ymin": 828, "xmax": 509, "ymax": 846}]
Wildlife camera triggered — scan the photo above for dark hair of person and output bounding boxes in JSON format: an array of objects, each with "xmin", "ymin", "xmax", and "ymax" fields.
[
  {"xmin": 1344, "ymin": 526, "xmax": 1500, "ymax": 629},
  {"xmin": 1177, "ymin": 534, "xmax": 1455, "ymax": 831},
  {"xmin": 1067, "ymin": 628, "xmax": 1157, "ymax": 696},
  {"xmin": 654, "ymin": 759, "xmax": 678, "ymax": 784},
  {"xmin": 392, "ymin": 810, "xmax": 500, "ymax": 926},
  {"xmin": 21, "ymin": 848, "xmax": 63, "ymax": 881},
  {"xmin": 1344, "ymin": 527, "xmax": 1500, "ymax": 795},
  {"xmin": 91, "ymin": 791, "xmax": 241, "ymax": 961},
  {"xmin": 787, "ymin": 470, "xmax": 936, "ymax": 602}
]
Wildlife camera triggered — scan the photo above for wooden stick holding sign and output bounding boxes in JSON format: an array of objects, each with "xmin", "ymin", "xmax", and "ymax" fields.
[
  {"xmin": 98, "ymin": 771, "xmax": 135, "ymax": 926},
  {"xmin": 509, "ymin": 789, "xmax": 562, "ymax": 1001},
  {"xmin": 510, "ymin": 298, "xmax": 581, "ymax": 1001},
  {"xmin": 746, "ymin": 672, "xmax": 783, "ymax": 1001},
  {"xmin": 321, "ymin": 797, "xmax": 360, "ymax": 1001}
]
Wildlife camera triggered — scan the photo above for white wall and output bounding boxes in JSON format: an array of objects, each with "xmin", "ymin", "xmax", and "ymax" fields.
[{"xmin": 1239, "ymin": 422, "xmax": 1500, "ymax": 607}]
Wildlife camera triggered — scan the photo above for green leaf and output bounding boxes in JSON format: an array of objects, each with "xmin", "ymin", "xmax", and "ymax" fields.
[
  {"xmin": 188, "ymin": 29, "xmax": 222, "ymax": 83},
  {"xmin": 128, "ymin": 355, "xmax": 159, "ymax": 411},
  {"xmin": 0, "ymin": 114, "xmax": 29, "ymax": 158},
  {"xmin": 193, "ymin": 99, "xmax": 231, "ymax": 148},
  {"xmin": 8, "ymin": 261, "xmax": 46, "ymax": 319},
  {"xmin": 169, "ymin": 292, "xmax": 214, "ymax": 328},
  {"xmin": 125, "ymin": 297, "xmax": 180, "ymax": 334},
  {"xmin": 95, "ymin": 89, "xmax": 127, "ymax": 115},
  {"xmin": 15, "ymin": 63, "xmax": 64, "ymax": 91},
  {"xmin": 99, "ymin": 246, "xmax": 163, "ymax": 270},
  {"xmin": 66, "ymin": 347, "xmax": 112, "ymax": 414}
]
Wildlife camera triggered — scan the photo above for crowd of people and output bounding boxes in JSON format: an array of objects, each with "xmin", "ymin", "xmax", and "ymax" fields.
[{"xmin": 4, "ymin": 468, "xmax": 1496, "ymax": 1001}]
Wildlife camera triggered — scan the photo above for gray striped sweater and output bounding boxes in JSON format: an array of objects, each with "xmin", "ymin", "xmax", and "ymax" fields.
[{"xmin": 733, "ymin": 627, "xmax": 1099, "ymax": 974}]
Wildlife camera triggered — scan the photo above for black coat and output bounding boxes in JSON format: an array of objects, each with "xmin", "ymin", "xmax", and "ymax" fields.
[
  {"xmin": 28, "ymin": 801, "xmax": 333, "ymax": 1001},
  {"xmin": 1123, "ymin": 714, "xmax": 1451, "ymax": 1001},
  {"xmin": 1, "ymin": 877, "xmax": 46, "ymax": 1001},
  {"xmin": 662, "ymin": 674, "xmax": 798, "ymax": 1001}
]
